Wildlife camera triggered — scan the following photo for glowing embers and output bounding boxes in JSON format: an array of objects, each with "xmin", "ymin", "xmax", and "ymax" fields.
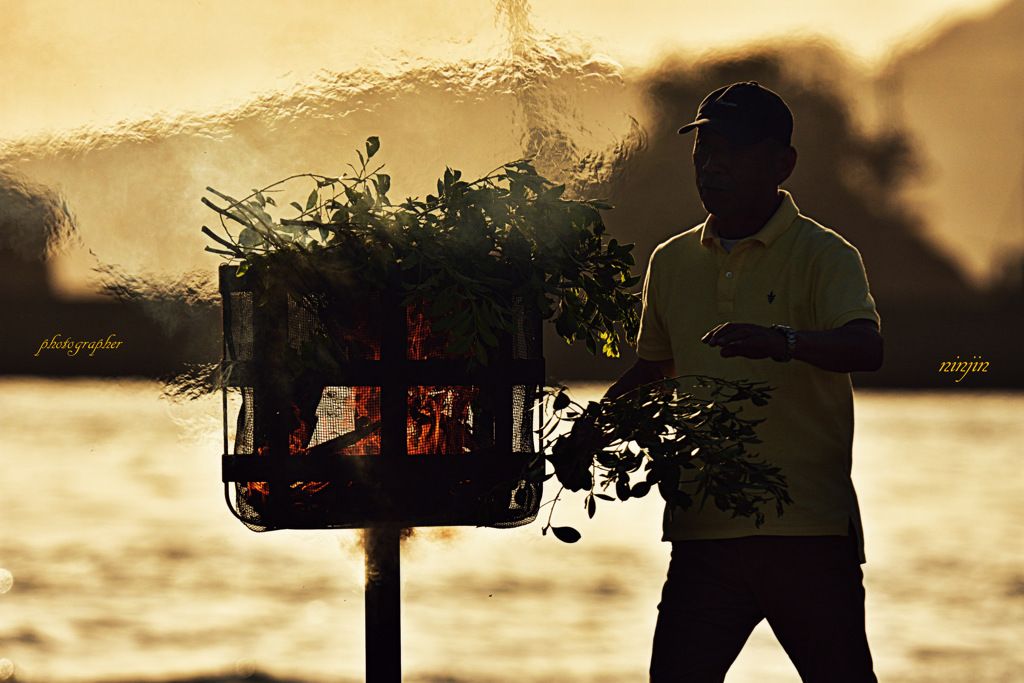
[
  {"xmin": 408, "ymin": 386, "xmax": 480, "ymax": 455},
  {"xmin": 238, "ymin": 297, "xmax": 481, "ymax": 514},
  {"xmin": 404, "ymin": 301, "xmax": 479, "ymax": 456},
  {"xmin": 286, "ymin": 384, "xmax": 482, "ymax": 459}
]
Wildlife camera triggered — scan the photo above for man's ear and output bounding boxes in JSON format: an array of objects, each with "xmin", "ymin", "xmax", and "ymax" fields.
[{"xmin": 775, "ymin": 146, "xmax": 797, "ymax": 185}]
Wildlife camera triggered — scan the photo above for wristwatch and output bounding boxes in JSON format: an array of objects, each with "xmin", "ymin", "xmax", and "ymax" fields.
[{"xmin": 770, "ymin": 324, "xmax": 797, "ymax": 362}]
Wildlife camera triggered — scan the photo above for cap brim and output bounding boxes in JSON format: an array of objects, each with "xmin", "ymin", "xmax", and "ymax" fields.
[
  {"xmin": 677, "ymin": 118, "xmax": 763, "ymax": 145},
  {"xmin": 677, "ymin": 119, "xmax": 708, "ymax": 135}
]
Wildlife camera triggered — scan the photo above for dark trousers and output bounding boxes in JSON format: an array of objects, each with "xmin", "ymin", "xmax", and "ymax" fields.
[{"xmin": 649, "ymin": 532, "xmax": 876, "ymax": 683}]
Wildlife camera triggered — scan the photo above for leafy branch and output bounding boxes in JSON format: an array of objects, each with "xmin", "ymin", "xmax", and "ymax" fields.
[
  {"xmin": 533, "ymin": 376, "xmax": 792, "ymax": 542},
  {"xmin": 201, "ymin": 137, "xmax": 640, "ymax": 367}
]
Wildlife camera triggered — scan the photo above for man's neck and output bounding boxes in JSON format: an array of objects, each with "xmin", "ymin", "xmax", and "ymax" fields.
[{"xmin": 710, "ymin": 190, "xmax": 784, "ymax": 240}]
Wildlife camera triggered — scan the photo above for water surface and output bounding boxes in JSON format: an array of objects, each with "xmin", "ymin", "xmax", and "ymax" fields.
[{"xmin": 0, "ymin": 379, "xmax": 1021, "ymax": 681}]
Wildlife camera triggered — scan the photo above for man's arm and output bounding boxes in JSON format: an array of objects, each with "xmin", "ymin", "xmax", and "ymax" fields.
[
  {"xmin": 550, "ymin": 357, "xmax": 674, "ymax": 491},
  {"xmin": 702, "ymin": 318, "xmax": 883, "ymax": 373},
  {"xmin": 605, "ymin": 357, "xmax": 676, "ymax": 399}
]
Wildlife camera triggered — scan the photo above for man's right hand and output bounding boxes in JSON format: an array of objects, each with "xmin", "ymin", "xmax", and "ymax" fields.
[{"xmin": 549, "ymin": 409, "xmax": 601, "ymax": 492}]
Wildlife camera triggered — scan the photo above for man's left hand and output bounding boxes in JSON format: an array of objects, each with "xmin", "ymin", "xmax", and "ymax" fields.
[{"xmin": 701, "ymin": 322, "xmax": 786, "ymax": 360}]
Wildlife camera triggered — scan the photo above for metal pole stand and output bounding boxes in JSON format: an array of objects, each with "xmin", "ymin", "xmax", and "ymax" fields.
[{"xmin": 365, "ymin": 525, "xmax": 402, "ymax": 682}]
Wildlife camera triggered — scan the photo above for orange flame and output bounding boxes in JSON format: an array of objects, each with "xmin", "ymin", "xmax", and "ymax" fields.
[
  {"xmin": 408, "ymin": 385, "xmax": 479, "ymax": 454},
  {"xmin": 244, "ymin": 299, "xmax": 480, "ymax": 512}
]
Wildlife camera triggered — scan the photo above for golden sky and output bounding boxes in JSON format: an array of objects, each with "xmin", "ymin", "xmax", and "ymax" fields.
[{"xmin": 0, "ymin": 0, "xmax": 1007, "ymax": 140}]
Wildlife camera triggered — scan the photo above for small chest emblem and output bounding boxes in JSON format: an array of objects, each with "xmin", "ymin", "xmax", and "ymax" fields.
[{"xmin": 767, "ymin": 290, "xmax": 776, "ymax": 304}]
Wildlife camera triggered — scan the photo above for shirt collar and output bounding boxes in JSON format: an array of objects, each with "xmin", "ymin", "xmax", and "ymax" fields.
[{"xmin": 699, "ymin": 190, "xmax": 799, "ymax": 250}]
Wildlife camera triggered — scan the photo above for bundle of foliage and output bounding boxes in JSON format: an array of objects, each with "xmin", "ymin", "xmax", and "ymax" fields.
[
  {"xmin": 534, "ymin": 376, "xmax": 791, "ymax": 543},
  {"xmin": 202, "ymin": 137, "xmax": 640, "ymax": 367}
]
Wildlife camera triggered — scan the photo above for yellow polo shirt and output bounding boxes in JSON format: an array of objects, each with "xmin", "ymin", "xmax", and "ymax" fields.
[{"xmin": 637, "ymin": 191, "xmax": 879, "ymax": 560}]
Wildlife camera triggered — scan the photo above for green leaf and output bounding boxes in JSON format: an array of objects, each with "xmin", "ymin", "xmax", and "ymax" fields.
[
  {"xmin": 238, "ymin": 227, "xmax": 260, "ymax": 249},
  {"xmin": 551, "ymin": 526, "xmax": 581, "ymax": 544},
  {"xmin": 477, "ymin": 319, "xmax": 499, "ymax": 347},
  {"xmin": 473, "ymin": 342, "xmax": 488, "ymax": 365},
  {"xmin": 554, "ymin": 311, "xmax": 575, "ymax": 340},
  {"xmin": 541, "ymin": 184, "xmax": 566, "ymax": 201},
  {"xmin": 376, "ymin": 173, "xmax": 391, "ymax": 196},
  {"xmin": 366, "ymin": 136, "xmax": 381, "ymax": 159},
  {"xmin": 631, "ymin": 481, "xmax": 652, "ymax": 498},
  {"xmin": 552, "ymin": 390, "xmax": 571, "ymax": 411},
  {"xmin": 305, "ymin": 189, "xmax": 318, "ymax": 212}
]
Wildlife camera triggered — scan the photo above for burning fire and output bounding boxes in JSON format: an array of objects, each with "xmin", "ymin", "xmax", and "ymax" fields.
[
  {"xmin": 243, "ymin": 299, "xmax": 480, "ymax": 508},
  {"xmin": 408, "ymin": 385, "xmax": 479, "ymax": 455}
]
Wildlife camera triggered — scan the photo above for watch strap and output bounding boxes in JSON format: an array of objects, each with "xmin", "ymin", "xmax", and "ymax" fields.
[{"xmin": 770, "ymin": 324, "xmax": 796, "ymax": 362}]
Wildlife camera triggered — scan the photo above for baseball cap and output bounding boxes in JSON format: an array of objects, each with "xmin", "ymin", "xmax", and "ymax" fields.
[{"xmin": 678, "ymin": 82, "xmax": 793, "ymax": 146}]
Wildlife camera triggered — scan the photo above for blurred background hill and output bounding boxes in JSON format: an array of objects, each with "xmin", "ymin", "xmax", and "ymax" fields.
[
  {"xmin": 879, "ymin": 0, "xmax": 1024, "ymax": 289},
  {"xmin": 1, "ymin": 0, "xmax": 1021, "ymax": 387}
]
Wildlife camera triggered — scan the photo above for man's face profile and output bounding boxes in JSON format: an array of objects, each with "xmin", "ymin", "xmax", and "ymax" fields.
[{"xmin": 692, "ymin": 127, "xmax": 795, "ymax": 221}]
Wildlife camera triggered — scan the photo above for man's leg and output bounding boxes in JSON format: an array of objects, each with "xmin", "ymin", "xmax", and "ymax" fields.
[
  {"xmin": 754, "ymin": 533, "xmax": 877, "ymax": 683},
  {"xmin": 649, "ymin": 539, "xmax": 763, "ymax": 683}
]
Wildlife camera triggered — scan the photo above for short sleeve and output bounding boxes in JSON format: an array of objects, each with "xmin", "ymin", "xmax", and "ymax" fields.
[
  {"xmin": 636, "ymin": 250, "xmax": 674, "ymax": 361},
  {"xmin": 815, "ymin": 240, "xmax": 881, "ymax": 330}
]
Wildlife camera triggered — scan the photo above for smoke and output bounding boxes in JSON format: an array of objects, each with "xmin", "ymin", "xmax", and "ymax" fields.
[
  {"xmin": 0, "ymin": 0, "xmax": 646, "ymax": 404},
  {"xmin": 92, "ymin": 263, "xmax": 218, "ymax": 333},
  {"xmin": 0, "ymin": 16, "xmax": 643, "ymax": 290},
  {"xmin": 333, "ymin": 527, "xmax": 464, "ymax": 592},
  {"xmin": 85, "ymin": 262, "xmax": 222, "ymax": 399},
  {"xmin": 0, "ymin": 167, "xmax": 76, "ymax": 260},
  {"xmin": 493, "ymin": 0, "xmax": 647, "ymax": 194},
  {"xmin": 356, "ymin": 526, "xmax": 465, "ymax": 593}
]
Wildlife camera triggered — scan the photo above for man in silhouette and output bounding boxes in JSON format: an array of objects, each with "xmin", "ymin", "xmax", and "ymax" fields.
[{"xmin": 607, "ymin": 82, "xmax": 882, "ymax": 682}]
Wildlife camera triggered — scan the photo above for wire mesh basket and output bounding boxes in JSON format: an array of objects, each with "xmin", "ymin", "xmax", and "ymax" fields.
[{"xmin": 218, "ymin": 264, "xmax": 545, "ymax": 531}]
